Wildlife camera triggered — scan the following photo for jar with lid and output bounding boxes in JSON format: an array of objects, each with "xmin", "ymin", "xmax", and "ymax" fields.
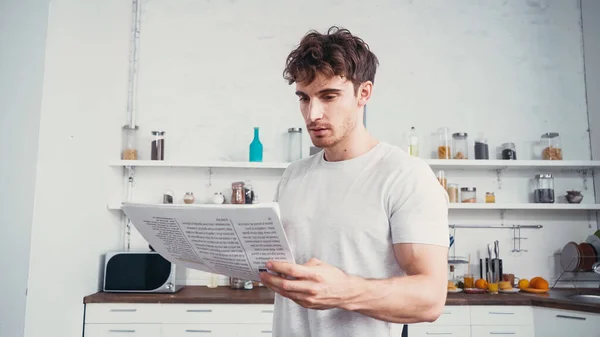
[
  {"xmin": 121, "ymin": 125, "xmax": 139, "ymax": 160},
  {"xmin": 231, "ymin": 181, "xmax": 246, "ymax": 204},
  {"xmin": 151, "ymin": 131, "xmax": 165, "ymax": 160},
  {"xmin": 437, "ymin": 127, "xmax": 451, "ymax": 159},
  {"xmin": 485, "ymin": 192, "xmax": 496, "ymax": 203},
  {"xmin": 474, "ymin": 133, "xmax": 489, "ymax": 160},
  {"xmin": 540, "ymin": 132, "xmax": 562, "ymax": 160},
  {"xmin": 461, "ymin": 187, "xmax": 476, "ymax": 203},
  {"xmin": 437, "ymin": 170, "xmax": 447, "ymax": 190},
  {"xmin": 534, "ymin": 174, "xmax": 555, "ymax": 203},
  {"xmin": 501, "ymin": 142, "xmax": 517, "ymax": 160},
  {"xmin": 452, "ymin": 133, "xmax": 468, "ymax": 159},
  {"xmin": 447, "ymin": 183, "xmax": 459, "ymax": 203},
  {"xmin": 287, "ymin": 128, "xmax": 302, "ymax": 162},
  {"xmin": 183, "ymin": 192, "xmax": 195, "ymax": 204}
]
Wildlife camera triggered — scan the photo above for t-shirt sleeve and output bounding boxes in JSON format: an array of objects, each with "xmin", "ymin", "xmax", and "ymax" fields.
[{"xmin": 388, "ymin": 161, "xmax": 450, "ymax": 247}]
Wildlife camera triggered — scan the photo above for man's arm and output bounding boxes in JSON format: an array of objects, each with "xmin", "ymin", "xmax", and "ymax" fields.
[{"xmin": 259, "ymin": 242, "xmax": 448, "ymax": 324}]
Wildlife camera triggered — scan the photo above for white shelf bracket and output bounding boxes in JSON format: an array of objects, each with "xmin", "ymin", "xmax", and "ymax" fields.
[
  {"xmin": 577, "ymin": 169, "xmax": 589, "ymax": 190},
  {"xmin": 495, "ymin": 168, "xmax": 504, "ymax": 189}
]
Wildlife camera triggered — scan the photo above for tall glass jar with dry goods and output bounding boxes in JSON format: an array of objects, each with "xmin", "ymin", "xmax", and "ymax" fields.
[
  {"xmin": 437, "ymin": 127, "xmax": 451, "ymax": 159},
  {"xmin": 540, "ymin": 132, "xmax": 562, "ymax": 160},
  {"xmin": 151, "ymin": 131, "xmax": 165, "ymax": 160},
  {"xmin": 287, "ymin": 127, "xmax": 302, "ymax": 162},
  {"xmin": 452, "ymin": 133, "xmax": 468, "ymax": 159},
  {"xmin": 121, "ymin": 125, "xmax": 138, "ymax": 160},
  {"xmin": 533, "ymin": 174, "xmax": 555, "ymax": 203}
]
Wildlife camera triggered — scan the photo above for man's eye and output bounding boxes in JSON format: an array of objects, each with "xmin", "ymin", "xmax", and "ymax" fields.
[
  {"xmin": 299, "ymin": 96, "xmax": 308, "ymax": 102},
  {"xmin": 323, "ymin": 95, "xmax": 336, "ymax": 100}
]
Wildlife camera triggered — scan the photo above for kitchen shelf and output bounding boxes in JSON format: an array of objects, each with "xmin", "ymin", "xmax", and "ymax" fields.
[
  {"xmin": 449, "ymin": 203, "xmax": 600, "ymax": 210},
  {"xmin": 109, "ymin": 159, "xmax": 600, "ymax": 170},
  {"xmin": 108, "ymin": 202, "xmax": 600, "ymax": 211}
]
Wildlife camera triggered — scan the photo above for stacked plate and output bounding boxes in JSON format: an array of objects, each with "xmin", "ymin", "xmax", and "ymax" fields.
[{"xmin": 560, "ymin": 234, "xmax": 600, "ymax": 272}]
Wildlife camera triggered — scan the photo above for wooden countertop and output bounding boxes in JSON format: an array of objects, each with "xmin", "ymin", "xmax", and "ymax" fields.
[{"xmin": 83, "ymin": 286, "xmax": 600, "ymax": 314}]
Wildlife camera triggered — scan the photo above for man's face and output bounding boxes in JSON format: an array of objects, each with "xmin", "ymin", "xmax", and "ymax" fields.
[{"xmin": 295, "ymin": 74, "xmax": 363, "ymax": 149}]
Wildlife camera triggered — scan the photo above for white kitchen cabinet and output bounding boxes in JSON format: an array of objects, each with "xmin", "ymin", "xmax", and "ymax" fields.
[
  {"xmin": 471, "ymin": 325, "xmax": 534, "ymax": 337},
  {"xmin": 409, "ymin": 325, "xmax": 471, "ymax": 337},
  {"xmin": 470, "ymin": 306, "xmax": 533, "ymax": 326},
  {"xmin": 84, "ymin": 324, "xmax": 161, "ymax": 337},
  {"xmin": 161, "ymin": 324, "xmax": 238, "ymax": 337},
  {"xmin": 533, "ymin": 307, "xmax": 600, "ymax": 337},
  {"xmin": 235, "ymin": 324, "xmax": 273, "ymax": 337}
]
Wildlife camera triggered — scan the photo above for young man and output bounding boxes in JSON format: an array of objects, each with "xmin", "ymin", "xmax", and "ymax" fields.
[{"xmin": 259, "ymin": 26, "xmax": 449, "ymax": 337}]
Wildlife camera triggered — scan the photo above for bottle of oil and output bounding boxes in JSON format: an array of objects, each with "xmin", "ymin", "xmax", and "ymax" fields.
[{"xmin": 407, "ymin": 126, "xmax": 419, "ymax": 157}]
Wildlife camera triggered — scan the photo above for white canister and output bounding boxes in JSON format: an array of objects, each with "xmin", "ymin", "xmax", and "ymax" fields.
[{"xmin": 287, "ymin": 128, "xmax": 302, "ymax": 162}]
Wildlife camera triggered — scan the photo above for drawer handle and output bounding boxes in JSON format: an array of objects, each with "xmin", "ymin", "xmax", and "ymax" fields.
[
  {"xmin": 442, "ymin": 312, "xmax": 452, "ymax": 315},
  {"xmin": 186, "ymin": 309, "xmax": 213, "ymax": 313},
  {"xmin": 261, "ymin": 330, "xmax": 272, "ymax": 333},
  {"xmin": 261, "ymin": 310, "xmax": 274, "ymax": 313},
  {"xmin": 489, "ymin": 332, "xmax": 516, "ymax": 335},
  {"xmin": 426, "ymin": 333, "xmax": 453, "ymax": 335},
  {"xmin": 488, "ymin": 312, "xmax": 515, "ymax": 315},
  {"xmin": 108, "ymin": 330, "xmax": 136, "ymax": 333},
  {"xmin": 185, "ymin": 329, "xmax": 212, "ymax": 333},
  {"xmin": 109, "ymin": 309, "xmax": 137, "ymax": 312},
  {"xmin": 556, "ymin": 314, "xmax": 586, "ymax": 321}
]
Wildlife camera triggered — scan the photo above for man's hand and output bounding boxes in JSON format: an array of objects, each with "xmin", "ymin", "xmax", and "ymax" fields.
[{"xmin": 259, "ymin": 258, "xmax": 363, "ymax": 310}]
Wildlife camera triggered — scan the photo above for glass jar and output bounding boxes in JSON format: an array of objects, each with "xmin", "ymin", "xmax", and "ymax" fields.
[
  {"xmin": 183, "ymin": 192, "xmax": 195, "ymax": 204},
  {"xmin": 485, "ymin": 192, "xmax": 496, "ymax": 203},
  {"xmin": 541, "ymin": 132, "xmax": 562, "ymax": 160},
  {"xmin": 437, "ymin": 127, "xmax": 451, "ymax": 159},
  {"xmin": 163, "ymin": 190, "xmax": 174, "ymax": 204},
  {"xmin": 452, "ymin": 133, "xmax": 468, "ymax": 159},
  {"xmin": 474, "ymin": 133, "xmax": 489, "ymax": 160},
  {"xmin": 244, "ymin": 182, "xmax": 254, "ymax": 204},
  {"xmin": 461, "ymin": 187, "xmax": 477, "ymax": 203},
  {"xmin": 534, "ymin": 174, "xmax": 555, "ymax": 203},
  {"xmin": 121, "ymin": 125, "xmax": 138, "ymax": 160},
  {"xmin": 407, "ymin": 126, "xmax": 419, "ymax": 157},
  {"xmin": 151, "ymin": 131, "xmax": 165, "ymax": 160},
  {"xmin": 287, "ymin": 128, "xmax": 302, "ymax": 162},
  {"xmin": 231, "ymin": 181, "xmax": 246, "ymax": 204},
  {"xmin": 437, "ymin": 170, "xmax": 447, "ymax": 190},
  {"xmin": 501, "ymin": 142, "xmax": 517, "ymax": 160},
  {"xmin": 448, "ymin": 183, "xmax": 459, "ymax": 203}
]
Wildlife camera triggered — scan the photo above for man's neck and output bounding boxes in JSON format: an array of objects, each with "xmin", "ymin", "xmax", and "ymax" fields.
[{"xmin": 323, "ymin": 128, "xmax": 379, "ymax": 162}]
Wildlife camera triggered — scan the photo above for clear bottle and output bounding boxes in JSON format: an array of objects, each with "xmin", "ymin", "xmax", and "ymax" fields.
[
  {"xmin": 474, "ymin": 133, "xmax": 489, "ymax": 160},
  {"xmin": 540, "ymin": 132, "xmax": 562, "ymax": 160},
  {"xmin": 452, "ymin": 133, "xmax": 468, "ymax": 159},
  {"xmin": 287, "ymin": 128, "xmax": 302, "ymax": 162},
  {"xmin": 534, "ymin": 174, "xmax": 555, "ymax": 203},
  {"xmin": 437, "ymin": 127, "xmax": 451, "ymax": 159},
  {"xmin": 121, "ymin": 125, "xmax": 138, "ymax": 160},
  {"xmin": 437, "ymin": 170, "xmax": 447, "ymax": 190},
  {"xmin": 407, "ymin": 126, "xmax": 419, "ymax": 157},
  {"xmin": 151, "ymin": 131, "xmax": 165, "ymax": 160},
  {"xmin": 207, "ymin": 273, "xmax": 219, "ymax": 288}
]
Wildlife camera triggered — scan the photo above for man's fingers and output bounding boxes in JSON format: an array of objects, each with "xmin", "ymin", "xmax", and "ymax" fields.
[{"xmin": 267, "ymin": 261, "xmax": 317, "ymax": 279}]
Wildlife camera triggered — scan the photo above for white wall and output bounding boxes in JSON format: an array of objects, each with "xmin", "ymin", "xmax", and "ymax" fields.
[
  {"xmin": 582, "ymin": 0, "xmax": 600, "ymax": 228},
  {"xmin": 7, "ymin": 0, "xmax": 597, "ymax": 336},
  {"xmin": 0, "ymin": 0, "xmax": 49, "ymax": 336}
]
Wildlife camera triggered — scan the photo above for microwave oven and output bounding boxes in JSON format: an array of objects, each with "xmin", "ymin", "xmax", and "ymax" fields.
[{"xmin": 102, "ymin": 251, "xmax": 185, "ymax": 293}]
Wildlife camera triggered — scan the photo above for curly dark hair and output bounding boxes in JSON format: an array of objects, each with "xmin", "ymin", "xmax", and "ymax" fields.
[{"xmin": 283, "ymin": 26, "xmax": 379, "ymax": 94}]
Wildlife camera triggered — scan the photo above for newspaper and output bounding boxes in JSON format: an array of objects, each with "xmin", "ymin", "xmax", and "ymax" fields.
[{"xmin": 121, "ymin": 202, "xmax": 296, "ymax": 282}]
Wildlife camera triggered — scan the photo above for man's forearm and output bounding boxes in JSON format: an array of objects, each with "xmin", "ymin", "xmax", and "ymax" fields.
[{"xmin": 340, "ymin": 274, "xmax": 447, "ymax": 324}]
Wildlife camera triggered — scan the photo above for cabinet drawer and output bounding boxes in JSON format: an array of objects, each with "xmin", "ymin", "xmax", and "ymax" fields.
[
  {"xmin": 161, "ymin": 304, "xmax": 274, "ymax": 324},
  {"xmin": 85, "ymin": 303, "xmax": 161, "ymax": 323},
  {"xmin": 470, "ymin": 306, "xmax": 533, "ymax": 326},
  {"xmin": 409, "ymin": 325, "xmax": 471, "ymax": 337},
  {"xmin": 161, "ymin": 324, "xmax": 238, "ymax": 337},
  {"xmin": 235, "ymin": 324, "xmax": 273, "ymax": 337},
  {"xmin": 84, "ymin": 323, "xmax": 161, "ymax": 337},
  {"xmin": 413, "ymin": 306, "xmax": 471, "ymax": 326},
  {"xmin": 471, "ymin": 325, "xmax": 534, "ymax": 337}
]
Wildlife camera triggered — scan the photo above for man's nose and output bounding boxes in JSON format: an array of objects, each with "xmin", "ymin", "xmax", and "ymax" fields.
[{"xmin": 307, "ymin": 100, "xmax": 324, "ymax": 122}]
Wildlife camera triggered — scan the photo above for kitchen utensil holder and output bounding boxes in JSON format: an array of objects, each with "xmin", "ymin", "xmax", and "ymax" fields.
[{"xmin": 449, "ymin": 224, "xmax": 541, "ymax": 254}]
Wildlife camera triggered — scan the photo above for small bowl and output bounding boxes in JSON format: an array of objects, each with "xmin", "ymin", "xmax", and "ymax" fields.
[{"xmin": 565, "ymin": 191, "xmax": 583, "ymax": 204}]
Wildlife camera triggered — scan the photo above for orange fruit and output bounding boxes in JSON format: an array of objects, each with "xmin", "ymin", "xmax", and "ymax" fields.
[
  {"xmin": 529, "ymin": 277, "xmax": 543, "ymax": 289},
  {"xmin": 533, "ymin": 278, "xmax": 549, "ymax": 290},
  {"xmin": 518, "ymin": 279, "xmax": 529, "ymax": 289},
  {"xmin": 475, "ymin": 279, "xmax": 488, "ymax": 289}
]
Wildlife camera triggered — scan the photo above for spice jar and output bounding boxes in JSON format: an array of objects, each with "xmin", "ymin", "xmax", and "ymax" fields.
[
  {"xmin": 501, "ymin": 142, "xmax": 517, "ymax": 160},
  {"xmin": 183, "ymin": 192, "xmax": 195, "ymax": 204},
  {"xmin": 474, "ymin": 133, "xmax": 489, "ymax": 160},
  {"xmin": 534, "ymin": 174, "xmax": 555, "ymax": 203},
  {"xmin": 448, "ymin": 184, "xmax": 459, "ymax": 203},
  {"xmin": 211, "ymin": 192, "xmax": 225, "ymax": 204},
  {"xmin": 163, "ymin": 190, "xmax": 174, "ymax": 204},
  {"xmin": 485, "ymin": 192, "xmax": 496, "ymax": 203},
  {"xmin": 151, "ymin": 131, "xmax": 165, "ymax": 160},
  {"xmin": 437, "ymin": 127, "xmax": 451, "ymax": 159},
  {"xmin": 461, "ymin": 187, "xmax": 477, "ymax": 203},
  {"xmin": 452, "ymin": 133, "xmax": 468, "ymax": 159},
  {"xmin": 540, "ymin": 132, "xmax": 562, "ymax": 160},
  {"xmin": 231, "ymin": 181, "xmax": 246, "ymax": 204},
  {"xmin": 244, "ymin": 182, "xmax": 254, "ymax": 204},
  {"xmin": 437, "ymin": 170, "xmax": 447, "ymax": 190},
  {"xmin": 121, "ymin": 125, "xmax": 138, "ymax": 160},
  {"xmin": 287, "ymin": 128, "xmax": 302, "ymax": 162}
]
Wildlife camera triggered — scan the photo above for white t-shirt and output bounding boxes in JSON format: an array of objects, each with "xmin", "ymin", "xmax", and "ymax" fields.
[{"xmin": 271, "ymin": 142, "xmax": 449, "ymax": 337}]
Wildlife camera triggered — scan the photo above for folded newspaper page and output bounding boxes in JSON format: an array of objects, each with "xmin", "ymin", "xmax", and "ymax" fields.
[{"xmin": 121, "ymin": 202, "xmax": 296, "ymax": 282}]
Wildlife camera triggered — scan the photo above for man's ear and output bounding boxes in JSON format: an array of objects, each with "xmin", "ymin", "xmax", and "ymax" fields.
[{"xmin": 357, "ymin": 81, "xmax": 373, "ymax": 107}]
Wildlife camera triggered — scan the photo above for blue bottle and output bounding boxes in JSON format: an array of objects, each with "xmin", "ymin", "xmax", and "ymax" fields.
[{"xmin": 249, "ymin": 127, "xmax": 263, "ymax": 162}]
